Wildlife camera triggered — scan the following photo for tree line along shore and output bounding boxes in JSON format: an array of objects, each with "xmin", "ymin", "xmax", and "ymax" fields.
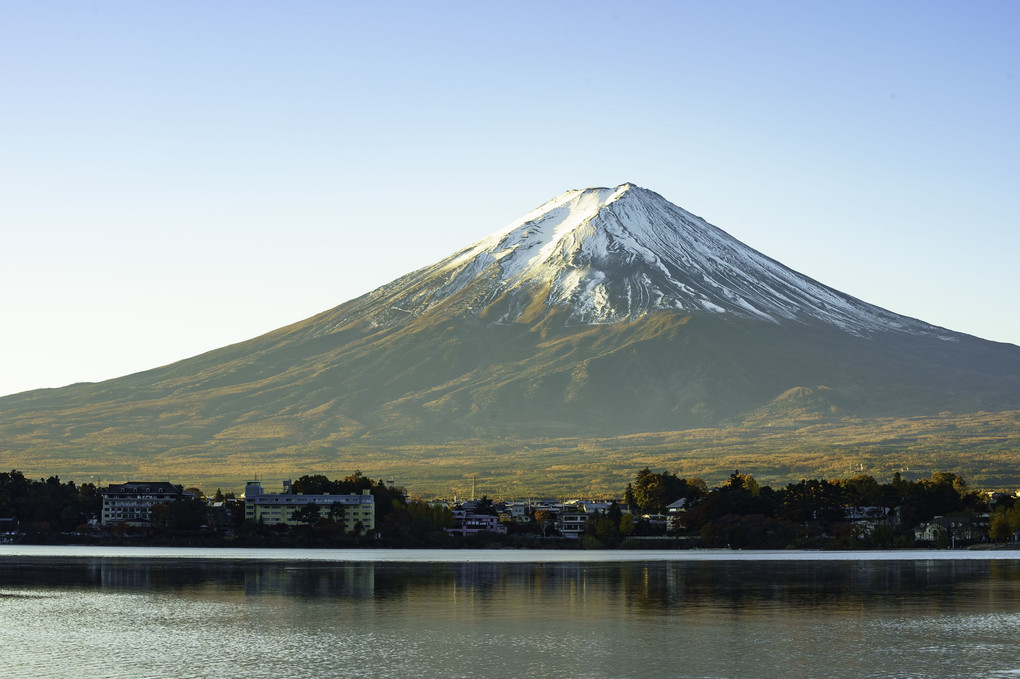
[{"xmin": 1, "ymin": 468, "xmax": 1019, "ymax": 550}]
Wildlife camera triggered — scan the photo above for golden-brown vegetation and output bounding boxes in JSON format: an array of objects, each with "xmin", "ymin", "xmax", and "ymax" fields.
[{"xmin": 4, "ymin": 409, "xmax": 1019, "ymax": 498}]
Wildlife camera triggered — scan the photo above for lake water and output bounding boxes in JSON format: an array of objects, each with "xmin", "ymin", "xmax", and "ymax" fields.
[{"xmin": 2, "ymin": 547, "xmax": 1020, "ymax": 678}]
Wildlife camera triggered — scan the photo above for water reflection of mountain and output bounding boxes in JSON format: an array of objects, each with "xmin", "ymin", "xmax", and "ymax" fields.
[
  {"xmin": 2, "ymin": 558, "xmax": 1018, "ymax": 617},
  {"xmin": 0, "ymin": 559, "xmax": 378, "ymax": 599},
  {"xmin": 240, "ymin": 564, "xmax": 375, "ymax": 598},
  {"xmin": 641, "ymin": 560, "xmax": 1020, "ymax": 613}
]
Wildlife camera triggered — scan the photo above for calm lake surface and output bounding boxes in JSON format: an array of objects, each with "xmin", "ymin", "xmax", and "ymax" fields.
[{"xmin": 2, "ymin": 547, "xmax": 1020, "ymax": 678}]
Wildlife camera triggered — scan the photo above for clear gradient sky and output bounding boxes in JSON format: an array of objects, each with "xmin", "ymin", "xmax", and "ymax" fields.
[{"xmin": 2, "ymin": 1, "xmax": 1018, "ymax": 397}]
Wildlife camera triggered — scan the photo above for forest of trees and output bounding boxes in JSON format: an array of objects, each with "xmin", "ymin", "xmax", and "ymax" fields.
[
  {"xmin": 0, "ymin": 471, "xmax": 102, "ymax": 533},
  {"xmin": 617, "ymin": 467, "xmax": 1016, "ymax": 549}
]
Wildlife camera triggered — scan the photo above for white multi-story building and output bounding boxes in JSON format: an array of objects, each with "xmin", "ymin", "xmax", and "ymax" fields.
[
  {"xmin": 102, "ymin": 482, "xmax": 193, "ymax": 526},
  {"xmin": 555, "ymin": 510, "xmax": 589, "ymax": 538},
  {"xmin": 243, "ymin": 481, "xmax": 376, "ymax": 534}
]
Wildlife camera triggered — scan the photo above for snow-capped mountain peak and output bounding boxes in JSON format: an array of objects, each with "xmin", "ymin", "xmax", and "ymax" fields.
[{"xmin": 363, "ymin": 183, "xmax": 945, "ymax": 337}]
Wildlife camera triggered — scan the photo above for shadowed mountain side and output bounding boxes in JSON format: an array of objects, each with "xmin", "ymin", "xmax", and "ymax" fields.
[{"xmin": 3, "ymin": 302, "xmax": 1019, "ymax": 467}]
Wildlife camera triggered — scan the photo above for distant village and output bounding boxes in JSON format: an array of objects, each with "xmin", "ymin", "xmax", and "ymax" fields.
[{"xmin": 2, "ymin": 468, "xmax": 1020, "ymax": 549}]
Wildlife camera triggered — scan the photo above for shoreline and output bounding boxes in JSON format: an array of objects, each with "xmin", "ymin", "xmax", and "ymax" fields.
[{"xmin": 4, "ymin": 543, "xmax": 1020, "ymax": 563}]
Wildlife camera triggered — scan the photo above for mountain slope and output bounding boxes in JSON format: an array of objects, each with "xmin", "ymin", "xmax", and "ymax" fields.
[{"xmin": 2, "ymin": 183, "xmax": 1019, "ymax": 489}]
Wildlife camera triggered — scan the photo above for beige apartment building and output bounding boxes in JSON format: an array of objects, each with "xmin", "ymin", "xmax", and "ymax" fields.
[{"xmin": 243, "ymin": 480, "xmax": 376, "ymax": 534}]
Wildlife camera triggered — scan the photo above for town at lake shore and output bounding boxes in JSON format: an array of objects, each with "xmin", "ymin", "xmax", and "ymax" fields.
[{"xmin": 4, "ymin": 467, "xmax": 1020, "ymax": 551}]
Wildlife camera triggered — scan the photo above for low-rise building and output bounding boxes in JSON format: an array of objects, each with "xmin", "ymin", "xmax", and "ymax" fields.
[
  {"xmin": 102, "ymin": 481, "xmax": 193, "ymax": 527},
  {"xmin": 503, "ymin": 502, "xmax": 532, "ymax": 523},
  {"xmin": 446, "ymin": 510, "xmax": 506, "ymax": 536},
  {"xmin": 572, "ymin": 501, "xmax": 613, "ymax": 515},
  {"xmin": 243, "ymin": 481, "xmax": 376, "ymax": 534},
  {"xmin": 642, "ymin": 513, "xmax": 667, "ymax": 532},
  {"xmin": 914, "ymin": 515, "xmax": 989, "ymax": 545}
]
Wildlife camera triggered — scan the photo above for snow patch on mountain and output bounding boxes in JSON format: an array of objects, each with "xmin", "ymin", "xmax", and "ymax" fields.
[{"xmin": 370, "ymin": 183, "xmax": 949, "ymax": 338}]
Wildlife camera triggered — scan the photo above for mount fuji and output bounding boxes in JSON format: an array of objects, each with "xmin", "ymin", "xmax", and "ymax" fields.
[{"xmin": 2, "ymin": 183, "xmax": 1019, "ymax": 489}]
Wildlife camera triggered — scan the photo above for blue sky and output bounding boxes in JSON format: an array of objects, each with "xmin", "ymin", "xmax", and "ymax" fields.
[{"xmin": 2, "ymin": 1, "xmax": 1018, "ymax": 396}]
